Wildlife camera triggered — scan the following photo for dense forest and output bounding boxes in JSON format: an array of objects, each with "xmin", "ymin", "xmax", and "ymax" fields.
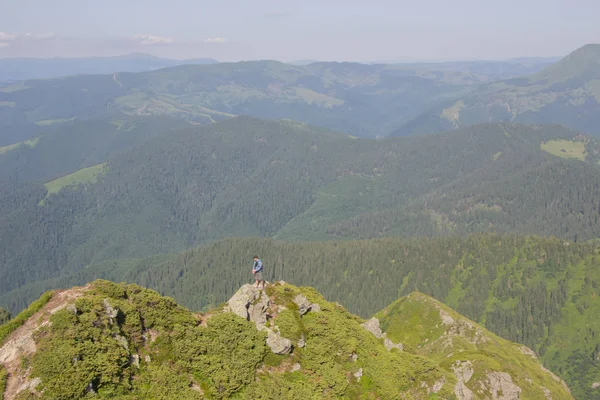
[
  {"xmin": 1, "ymin": 118, "xmax": 600, "ymax": 301},
  {"xmin": 2, "ymin": 234, "xmax": 599, "ymax": 397}
]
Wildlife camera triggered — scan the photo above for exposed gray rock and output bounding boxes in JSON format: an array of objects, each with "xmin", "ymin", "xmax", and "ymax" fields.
[
  {"xmin": 486, "ymin": 372, "xmax": 522, "ymax": 400},
  {"xmin": 453, "ymin": 360, "xmax": 474, "ymax": 400},
  {"xmin": 519, "ymin": 346, "xmax": 538, "ymax": 359},
  {"xmin": 361, "ymin": 317, "xmax": 383, "ymax": 339},
  {"xmin": 293, "ymin": 294, "xmax": 312, "ymax": 315},
  {"xmin": 384, "ymin": 337, "xmax": 403, "ymax": 351},
  {"xmin": 266, "ymin": 328, "xmax": 293, "ymax": 355},
  {"xmin": 309, "ymin": 303, "xmax": 321, "ymax": 313},
  {"xmin": 114, "ymin": 335, "xmax": 129, "ymax": 351},
  {"xmin": 103, "ymin": 298, "xmax": 118, "ymax": 323},
  {"xmin": 144, "ymin": 355, "xmax": 152, "ymax": 363},
  {"xmin": 297, "ymin": 334, "xmax": 306, "ymax": 348},
  {"xmin": 291, "ymin": 363, "xmax": 302, "ymax": 372},
  {"xmin": 18, "ymin": 377, "xmax": 42, "ymax": 394},
  {"xmin": 432, "ymin": 376, "xmax": 446, "ymax": 393},
  {"xmin": 541, "ymin": 386, "xmax": 552, "ymax": 400},
  {"xmin": 226, "ymin": 284, "xmax": 261, "ymax": 321},
  {"xmin": 593, "ymin": 382, "xmax": 600, "ymax": 389},
  {"xmin": 130, "ymin": 354, "xmax": 140, "ymax": 368},
  {"xmin": 353, "ymin": 368, "xmax": 363, "ymax": 382},
  {"xmin": 250, "ymin": 291, "xmax": 270, "ymax": 328},
  {"xmin": 350, "ymin": 352, "xmax": 358, "ymax": 362}
]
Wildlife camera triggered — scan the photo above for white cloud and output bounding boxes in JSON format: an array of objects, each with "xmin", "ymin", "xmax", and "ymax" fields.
[
  {"xmin": 203, "ymin": 37, "xmax": 227, "ymax": 44},
  {"xmin": 23, "ymin": 32, "xmax": 56, "ymax": 40},
  {"xmin": 0, "ymin": 32, "xmax": 18, "ymax": 41},
  {"xmin": 133, "ymin": 34, "xmax": 173, "ymax": 45},
  {"xmin": 0, "ymin": 32, "xmax": 55, "ymax": 44}
]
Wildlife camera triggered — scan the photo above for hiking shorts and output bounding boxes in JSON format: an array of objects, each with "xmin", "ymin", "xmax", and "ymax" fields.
[{"xmin": 255, "ymin": 271, "xmax": 264, "ymax": 281}]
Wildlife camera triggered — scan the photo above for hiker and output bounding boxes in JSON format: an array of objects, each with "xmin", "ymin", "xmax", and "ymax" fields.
[{"xmin": 252, "ymin": 256, "xmax": 265, "ymax": 289}]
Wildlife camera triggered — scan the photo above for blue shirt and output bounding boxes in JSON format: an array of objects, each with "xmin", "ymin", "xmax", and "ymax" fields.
[{"xmin": 253, "ymin": 259, "xmax": 263, "ymax": 272}]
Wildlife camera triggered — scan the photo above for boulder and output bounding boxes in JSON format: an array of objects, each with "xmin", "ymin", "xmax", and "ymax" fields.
[
  {"xmin": 354, "ymin": 368, "xmax": 363, "ymax": 382},
  {"xmin": 297, "ymin": 334, "xmax": 306, "ymax": 348},
  {"xmin": 266, "ymin": 328, "xmax": 293, "ymax": 355},
  {"xmin": 226, "ymin": 284, "xmax": 261, "ymax": 321},
  {"xmin": 361, "ymin": 317, "xmax": 383, "ymax": 339},
  {"xmin": 309, "ymin": 303, "xmax": 321, "ymax": 313},
  {"xmin": 293, "ymin": 294, "xmax": 312, "ymax": 315},
  {"xmin": 250, "ymin": 292, "xmax": 270, "ymax": 328}
]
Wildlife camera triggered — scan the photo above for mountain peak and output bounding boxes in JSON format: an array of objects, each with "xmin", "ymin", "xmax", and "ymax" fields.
[
  {"xmin": 534, "ymin": 43, "xmax": 600, "ymax": 83},
  {"xmin": 375, "ymin": 292, "xmax": 573, "ymax": 399},
  {"xmin": 0, "ymin": 280, "xmax": 576, "ymax": 399}
]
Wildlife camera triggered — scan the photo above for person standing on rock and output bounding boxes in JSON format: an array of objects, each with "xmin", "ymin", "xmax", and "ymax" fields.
[{"xmin": 252, "ymin": 256, "xmax": 265, "ymax": 289}]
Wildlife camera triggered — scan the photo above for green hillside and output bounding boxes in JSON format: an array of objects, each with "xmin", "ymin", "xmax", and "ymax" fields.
[
  {"xmin": 0, "ymin": 115, "xmax": 190, "ymax": 186},
  {"xmin": 376, "ymin": 292, "xmax": 572, "ymax": 399},
  {"xmin": 1, "ymin": 117, "xmax": 600, "ymax": 301},
  {"xmin": 0, "ymin": 59, "xmax": 491, "ymax": 141},
  {"xmin": 2, "ymin": 234, "xmax": 599, "ymax": 398},
  {"xmin": 393, "ymin": 43, "xmax": 600, "ymax": 137},
  {"xmin": 0, "ymin": 280, "xmax": 572, "ymax": 399}
]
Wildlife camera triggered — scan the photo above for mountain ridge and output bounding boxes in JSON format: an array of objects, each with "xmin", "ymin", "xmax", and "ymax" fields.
[
  {"xmin": 0, "ymin": 280, "xmax": 574, "ymax": 399},
  {"xmin": 392, "ymin": 43, "xmax": 600, "ymax": 137}
]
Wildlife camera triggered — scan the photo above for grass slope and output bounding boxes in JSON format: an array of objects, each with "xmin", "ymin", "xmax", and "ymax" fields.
[
  {"xmin": 376, "ymin": 292, "xmax": 572, "ymax": 399},
  {"xmin": 541, "ymin": 139, "xmax": 587, "ymax": 160},
  {"xmin": 44, "ymin": 163, "xmax": 107, "ymax": 197}
]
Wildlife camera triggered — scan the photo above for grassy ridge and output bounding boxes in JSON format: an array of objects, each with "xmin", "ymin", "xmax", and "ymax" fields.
[
  {"xmin": 44, "ymin": 162, "xmax": 107, "ymax": 196},
  {"xmin": 0, "ymin": 291, "xmax": 53, "ymax": 346}
]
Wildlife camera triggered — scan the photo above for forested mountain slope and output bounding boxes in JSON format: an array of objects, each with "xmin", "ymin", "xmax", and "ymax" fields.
[
  {"xmin": 0, "ymin": 59, "xmax": 489, "ymax": 140},
  {"xmin": 393, "ymin": 43, "xmax": 600, "ymax": 137},
  {"xmin": 2, "ymin": 235, "xmax": 595, "ymax": 398},
  {"xmin": 0, "ymin": 280, "xmax": 573, "ymax": 399},
  {"xmin": 2, "ymin": 117, "xmax": 600, "ymax": 302},
  {"xmin": 0, "ymin": 115, "xmax": 190, "ymax": 186}
]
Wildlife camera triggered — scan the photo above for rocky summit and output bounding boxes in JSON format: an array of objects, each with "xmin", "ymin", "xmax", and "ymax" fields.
[{"xmin": 0, "ymin": 280, "xmax": 573, "ymax": 399}]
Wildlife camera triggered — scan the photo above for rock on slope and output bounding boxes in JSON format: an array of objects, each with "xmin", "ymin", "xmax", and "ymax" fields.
[
  {"xmin": 375, "ymin": 292, "xmax": 573, "ymax": 400},
  {"xmin": 0, "ymin": 280, "xmax": 573, "ymax": 399}
]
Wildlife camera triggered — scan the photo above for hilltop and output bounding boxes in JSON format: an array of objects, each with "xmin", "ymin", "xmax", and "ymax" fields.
[
  {"xmin": 2, "ymin": 234, "xmax": 600, "ymax": 398},
  {"xmin": 393, "ymin": 43, "xmax": 600, "ymax": 137},
  {"xmin": 0, "ymin": 280, "xmax": 573, "ymax": 399}
]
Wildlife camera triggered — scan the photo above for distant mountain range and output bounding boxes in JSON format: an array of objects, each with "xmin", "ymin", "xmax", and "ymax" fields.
[
  {"xmin": 393, "ymin": 44, "xmax": 600, "ymax": 137},
  {"xmin": 0, "ymin": 52, "xmax": 218, "ymax": 81}
]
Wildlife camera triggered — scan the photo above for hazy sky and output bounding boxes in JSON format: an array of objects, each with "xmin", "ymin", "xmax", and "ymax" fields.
[{"xmin": 1, "ymin": 0, "xmax": 599, "ymax": 61}]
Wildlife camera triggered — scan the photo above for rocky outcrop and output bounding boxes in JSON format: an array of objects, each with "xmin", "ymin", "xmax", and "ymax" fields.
[
  {"xmin": 361, "ymin": 317, "xmax": 383, "ymax": 338},
  {"xmin": 452, "ymin": 360, "xmax": 474, "ymax": 400},
  {"xmin": 486, "ymin": 372, "xmax": 521, "ymax": 400},
  {"xmin": 266, "ymin": 328, "xmax": 293, "ymax": 355},
  {"xmin": 361, "ymin": 317, "xmax": 403, "ymax": 351},
  {"xmin": 293, "ymin": 294, "xmax": 321, "ymax": 316},
  {"xmin": 593, "ymin": 382, "xmax": 600, "ymax": 389},
  {"xmin": 226, "ymin": 284, "xmax": 262, "ymax": 321},
  {"xmin": 384, "ymin": 337, "xmax": 403, "ymax": 351}
]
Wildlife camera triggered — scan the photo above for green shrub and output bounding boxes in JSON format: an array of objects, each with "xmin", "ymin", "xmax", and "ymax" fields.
[
  {"xmin": 0, "ymin": 365, "xmax": 7, "ymax": 400},
  {"xmin": 0, "ymin": 291, "xmax": 53, "ymax": 345}
]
